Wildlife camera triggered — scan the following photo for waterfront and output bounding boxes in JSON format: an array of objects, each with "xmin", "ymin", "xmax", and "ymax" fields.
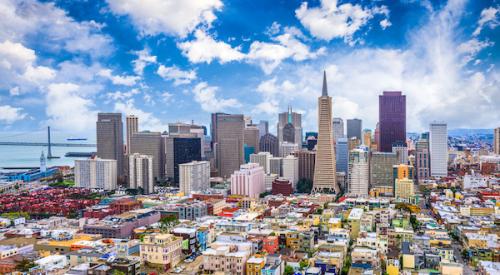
[{"xmin": 0, "ymin": 145, "xmax": 95, "ymax": 168}]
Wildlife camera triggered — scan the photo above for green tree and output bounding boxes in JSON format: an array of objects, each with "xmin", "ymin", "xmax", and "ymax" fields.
[
  {"xmin": 299, "ymin": 259, "xmax": 309, "ymax": 270},
  {"xmin": 15, "ymin": 259, "xmax": 36, "ymax": 272},
  {"xmin": 160, "ymin": 215, "xmax": 179, "ymax": 232},
  {"xmin": 296, "ymin": 178, "xmax": 313, "ymax": 193},
  {"xmin": 112, "ymin": 270, "xmax": 125, "ymax": 275},
  {"xmin": 284, "ymin": 265, "xmax": 294, "ymax": 275}
]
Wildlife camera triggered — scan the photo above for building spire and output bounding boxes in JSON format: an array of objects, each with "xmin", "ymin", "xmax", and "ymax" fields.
[{"xmin": 322, "ymin": 70, "xmax": 328, "ymax": 96}]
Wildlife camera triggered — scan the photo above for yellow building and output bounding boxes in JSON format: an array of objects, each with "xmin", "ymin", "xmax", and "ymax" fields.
[
  {"xmin": 394, "ymin": 164, "xmax": 413, "ymax": 180},
  {"xmin": 328, "ymin": 218, "xmax": 342, "ymax": 231},
  {"xmin": 386, "ymin": 259, "xmax": 400, "ymax": 275},
  {"xmin": 35, "ymin": 234, "xmax": 101, "ymax": 257},
  {"xmin": 347, "ymin": 208, "xmax": 364, "ymax": 239},
  {"xmin": 246, "ymin": 255, "xmax": 265, "ymax": 275},
  {"xmin": 140, "ymin": 233, "xmax": 182, "ymax": 270},
  {"xmin": 363, "ymin": 129, "xmax": 372, "ymax": 148},
  {"xmin": 395, "ymin": 178, "xmax": 414, "ymax": 200}
]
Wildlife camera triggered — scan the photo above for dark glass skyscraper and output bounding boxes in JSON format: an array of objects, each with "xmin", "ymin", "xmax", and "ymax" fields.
[
  {"xmin": 165, "ymin": 137, "xmax": 201, "ymax": 184},
  {"xmin": 379, "ymin": 91, "xmax": 406, "ymax": 152}
]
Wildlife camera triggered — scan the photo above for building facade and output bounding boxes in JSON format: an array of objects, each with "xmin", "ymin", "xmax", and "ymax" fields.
[
  {"xmin": 97, "ymin": 113, "xmax": 124, "ymax": 177},
  {"xmin": 347, "ymin": 119, "xmax": 362, "ymax": 140},
  {"xmin": 379, "ymin": 91, "xmax": 406, "ymax": 152},
  {"xmin": 282, "ymin": 155, "xmax": 299, "ymax": 188},
  {"xmin": 259, "ymin": 133, "xmax": 279, "ymax": 157},
  {"xmin": 415, "ymin": 137, "xmax": 430, "ymax": 181},
  {"xmin": 212, "ymin": 113, "xmax": 245, "ymax": 178},
  {"xmin": 494, "ymin": 127, "xmax": 500, "ymax": 154},
  {"xmin": 333, "ymin": 117, "xmax": 345, "ymax": 142},
  {"xmin": 249, "ymin": 152, "xmax": 272, "ymax": 174},
  {"xmin": 129, "ymin": 131, "xmax": 163, "ymax": 182},
  {"xmin": 244, "ymin": 125, "xmax": 260, "ymax": 154},
  {"xmin": 128, "ymin": 153, "xmax": 154, "ymax": 194},
  {"xmin": 348, "ymin": 149, "xmax": 369, "ymax": 196},
  {"xmin": 336, "ymin": 137, "xmax": 349, "ymax": 174},
  {"xmin": 179, "ymin": 161, "xmax": 210, "ymax": 195},
  {"xmin": 429, "ymin": 122, "xmax": 448, "ymax": 177},
  {"xmin": 165, "ymin": 136, "xmax": 202, "ymax": 184},
  {"xmin": 140, "ymin": 233, "xmax": 182, "ymax": 270},
  {"xmin": 279, "ymin": 142, "xmax": 299, "ymax": 157},
  {"xmin": 75, "ymin": 159, "xmax": 117, "ymax": 190},
  {"xmin": 277, "ymin": 107, "xmax": 302, "ymax": 145},
  {"xmin": 292, "ymin": 150, "xmax": 315, "ymax": 181},
  {"xmin": 126, "ymin": 115, "xmax": 138, "ymax": 154},
  {"xmin": 230, "ymin": 163, "xmax": 265, "ymax": 199},
  {"xmin": 370, "ymin": 152, "xmax": 398, "ymax": 196}
]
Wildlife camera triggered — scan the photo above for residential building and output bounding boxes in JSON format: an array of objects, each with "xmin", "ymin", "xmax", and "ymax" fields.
[
  {"xmin": 260, "ymin": 133, "xmax": 279, "ymax": 157},
  {"xmin": 179, "ymin": 161, "xmax": 210, "ymax": 195},
  {"xmin": 128, "ymin": 153, "xmax": 154, "ymax": 194},
  {"xmin": 379, "ymin": 91, "xmax": 406, "ymax": 152},
  {"xmin": 247, "ymin": 255, "xmax": 266, "ymax": 275},
  {"xmin": 430, "ymin": 122, "xmax": 448, "ymax": 177},
  {"xmin": 211, "ymin": 113, "xmax": 245, "ymax": 178},
  {"xmin": 313, "ymin": 72, "xmax": 339, "ymax": 193},
  {"xmin": 348, "ymin": 149, "xmax": 369, "ymax": 196},
  {"xmin": 75, "ymin": 158, "xmax": 117, "ymax": 190},
  {"xmin": 230, "ymin": 163, "xmax": 265, "ymax": 199},
  {"xmin": 129, "ymin": 131, "xmax": 163, "ymax": 181},
  {"xmin": 83, "ymin": 209, "xmax": 160, "ymax": 238},
  {"xmin": 202, "ymin": 241, "xmax": 252, "ymax": 275},
  {"xmin": 292, "ymin": 150, "xmax": 315, "ymax": 181},
  {"xmin": 96, "ymin": 113, "xmax": 124, "ymax": 177},
  {"xmin": 140, "ymin": 233, "xmax": 182, "ymax": 271}
]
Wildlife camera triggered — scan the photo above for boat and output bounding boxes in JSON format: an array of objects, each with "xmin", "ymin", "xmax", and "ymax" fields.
[{"xmin": 67, "ymin": 138, "xmax": 88, "ymax": 141}]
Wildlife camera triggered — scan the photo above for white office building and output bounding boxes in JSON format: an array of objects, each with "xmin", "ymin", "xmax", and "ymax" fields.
[
  {"xmin": 282, "ymin": 155, "xmax": 299, "ymax": 189},
  {"xmin": 179, "ymin": 161, "xmax": 210, "ymax": 195},
  {"xmin": 429, "ymin": 122, "xmax": 448, "ymax": 177},
  {"xmin": 348, "ymin": 149, "xmax": 369, "ymax": 196},
  {"xmin": 249, "ymin": 152, "xmax": 272, "ymax": 173},
  {"xmin": 230, "ymin": 163, "xmax": 265, "ymax": 198},
  {"xmin": 129, "ymin": 153, "xmax": 154, "ymax": 194},
  {"xmin": 279, "ymin": 142, "xmax": 299, "ymax": 157},
  {"xmin": 269, "ymin": 157, "xmax": 283, "ymax": 176},
  {"xmin": 75, "ymin": 158, "xmax": 117, "ymax": 190},
  {"xmin": 264, "ymin": 173, "xmax": 279, "ymax": 191}
]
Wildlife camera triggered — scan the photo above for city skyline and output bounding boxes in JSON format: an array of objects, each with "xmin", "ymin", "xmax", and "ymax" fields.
[{"xmin": 0, "ymin": 0, "xmax": 498, "ymax": 137}]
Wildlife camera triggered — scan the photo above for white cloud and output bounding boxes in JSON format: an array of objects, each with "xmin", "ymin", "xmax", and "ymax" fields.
[
  {"xmin": 132, "ymin": 48, "xmax": 157, "ymax": 75},
  {"xmin": 98, "ymin": 69, "xmax": 140, "ymax": 86},
  {"xmin": 157, "ymin": 65, "xmax": 197, "ymax": 85},
  {"xmin": 473, "ymin": 6, "xmax": 499, "ymax": 36},
  {"xmin": 106, "ymin": 89, "xmax": 140, "ymax": 102},
  {"xmin": 114, "ymin": 99, "xmax": 168, "ymax": 131},
  {"xmin": 380, "ymin": 19, "xmax": 392, "ymax": 30},
  {"xmin": 46, "ymin": 83, "xmax": 97, "ymax": 133},
  {"xmin": 106, "ymin": 0, "xmax": 223, "ymax": 37},
  {"xmin": 457, "ymin": 38, "xmax": 494, "ymax": 65},
  {"xmin": 0, "ymin": 105, "xmax": 27, "ymax": 124},
  {"xmin": 192, "ymin": 82, "xmax": 241, "ymax": 112},
  {"xmin": 0, "ymin": 0, "xmax": 113, "ymax": 58},
  {"xmin": 295, "ymin": 0, "xmax": 389, "ymax": 44},
  {"xmin": 177, "ymin": 29, "xmax": 245, "ymax": 64},
  {"xmin": 162, "ymin": 91, "xmax": 174, "ymax": 103}
]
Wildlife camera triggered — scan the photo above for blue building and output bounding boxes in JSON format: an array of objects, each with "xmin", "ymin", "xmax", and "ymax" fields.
[
  {"xmin": 196, "ymin": 228, "xmax": 208, "ymax": 252},
  {"xmin": 335, "ymin": 138, "xmax": 348, "ymax": 173},
  {"xmin": 7, "ymin": 167, "xmax": 58, "ymax": 182}
]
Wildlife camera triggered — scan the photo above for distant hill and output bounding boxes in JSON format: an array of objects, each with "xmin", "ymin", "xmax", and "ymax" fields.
[{"xmin": 448, "ymin": 128, "xmax": 493, "ymax": 136}]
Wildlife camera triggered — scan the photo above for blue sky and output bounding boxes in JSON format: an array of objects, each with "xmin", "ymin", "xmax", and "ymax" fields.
[{"xmin": 0, "ymin": 0, "xmax": 498, "ymax": 139}]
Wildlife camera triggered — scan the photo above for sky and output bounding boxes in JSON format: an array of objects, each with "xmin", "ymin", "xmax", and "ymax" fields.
[{"xmin": 0, "ymin": 0, "xmax": 498, "ymax": 139}]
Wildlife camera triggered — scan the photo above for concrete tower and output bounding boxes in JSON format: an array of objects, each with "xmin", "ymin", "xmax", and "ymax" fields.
[
  {"xmin": 126, "ymin": 115, "xmax": 139, "ymax": 154},
  {"xmin": 313, "ymin": 71, "xmax": 340, "ymax": 193}
]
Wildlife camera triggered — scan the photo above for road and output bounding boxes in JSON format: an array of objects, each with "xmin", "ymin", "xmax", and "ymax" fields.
[{"xmin": 168, "ymin": 255, "xmax": 204, "ymax": 275}]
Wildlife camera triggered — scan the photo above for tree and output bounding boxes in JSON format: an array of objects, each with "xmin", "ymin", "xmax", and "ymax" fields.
[
  {"xmin": 259, "ymin": 191, "xmax": 271, "ymax": 198},
  {"xmin": 15, "ymin": 259, "xmax": 36, "ymax": 272},
  {"xmin": 112, "ymin": 270, "xmax": 125, "ymax": 275},
  {"xmin": 296, "ymin": 178, "xmax": 313, "ymax": 193},
  {"xmin": 284, "ymin": 265, "xmax": 294, "ymax": 275},
  {"xmin": 299, "ymin": 259, "xmax": 309, "ymax": 270},
  {"xmin": 160, "ymin": 215, "xmax": 179, "ymax": 232}
]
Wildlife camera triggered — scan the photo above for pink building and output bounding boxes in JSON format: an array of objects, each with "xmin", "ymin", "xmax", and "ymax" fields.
[{"xmin": 230, "ymin": 163, "xmax": 265, "ymax": 199}]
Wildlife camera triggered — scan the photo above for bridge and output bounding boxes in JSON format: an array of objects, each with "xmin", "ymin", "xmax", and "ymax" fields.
[{"xmin": 0, "ymin": 142, "xmax": 95, "ymax": 147}]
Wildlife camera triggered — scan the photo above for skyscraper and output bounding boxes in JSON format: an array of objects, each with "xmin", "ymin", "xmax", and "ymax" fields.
[
  {"xmin": 392, "ymin": 141, "xmax": 408, "ymax": 164},
  {"xmin": 97, "ymin": 113, "xmax": 124, "ymax": 178},
  {"xmin": 260, "ymin": 133, "xmax": 279, "ymax": 157},
  {"xmin": 429, "ymin": 122, "xmax": 448, "ymax": 177},
  {"xmin": 282, "ymin": 155, "xmax": 299, "ymax": 189},
  {"xmin": 129, "ymin": 153, "xmax": 154, "ymax": 194},
  {"xmin": 292, "ymin": 150, "xmax": 316, "ymax": 181},
  {"xmin": 348, "ymin": 148, "xmax": 369, "ymax": 196},
  {"xmin": 494, "ymin": 127, "xmax": 500, "ymax": 154},
  {"xmin": 129, "ymin": 131, "xmax": 163, "ymax": 182},
  {"xmin": 257, "ymin": 120, "xmax": 269, "ymax": 138},
  {"xmin": 249, "ymin": 152, "xmax": 272, "ymax": 173},
  {"xmin": 244, "ymin": 124, "xmax": 260, "ymax": 154},
  {"xmin": 374, "ymin": 122, "xmax": 380, "ymax": 151},
  {"xmin": 313, "ymin": 71, "xmax": 339, "ymax": 193},
  {"xmin": 230, "ymin": 163, "xmax": 265, "ymax": 199},
  {"xmin": 347, "ymin": 119, "xmax": 362, "ymax": 140},
  {"xmin": 278, "ymin": 107, "xmax": 302, "ymax": 144},
  {"xmin": 333, "ymin": 117, "xmax": 344, "ymax": 142},
  {"xmin": 415, "ymin": 137, "xmax": 430, "ymax": 181},
  {"xmin": 164, "ymin": 136, "xmax": 202, "ymax": 184},
  {"xmin": 212, "ymin": 113, "xmax": 245, "ymax": 178},
  {"xmin": 379, "ymin": 91, "xmax": 406, "ymax": 152},
  {"xmin": 126, "ymin": 115, "xmax": 138, "ymax": 154},
  {"xmin": 179, "ymin": 161, "xmax": 210, "ymax": 195},
  {"xmin": 369, "ymin": 152, "xmax": 398, "ymax": 196},
  {"xmin": 335, "ymin": 138, "xmax": 349, "ymax": 174},
  {"xmin": 75, "ymin": 158, "xmax": 117, "ymax": 190}
]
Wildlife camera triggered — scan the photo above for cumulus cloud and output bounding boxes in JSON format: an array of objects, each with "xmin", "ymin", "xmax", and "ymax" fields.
[
  {"xmin": 380, "ymin": 19, "xmax": 392, "ymax": 30},
  {"xmin": 157, "ymin": 65, "xmax": 197, "ymax": 86},
  {"xmin": 295, "ymin": 0, "xmax": 389, "ymax": 44},
  {"xmin": 253, "ymin": 0, "xmax": 499, "ymax": 131},
  {"xmin": 106, "ymin": 0, "xmax": 223, "ymax": 37},
  {"xmin": 192, "ymin": 82, "xmax": 241, "ymax": 112},
  {"xmin": 114, "ymin": 99, "xmax": 168, "ymax": 131},
  {"xmin": 46, "ymin": 83, "xmax": 97, "ymax": 133},
  {"xmin": 98, "ymin": 69, "xmax": 140, "ymax": 86},
  {"xmin": 473, "ymin": 6, "xmax": 499, "ymax": 36},
  {"xmin": 132, "ymin": 48, "xmax": 157, "ymax": 75},
  {"xmin": 177, "ymin": 29, "xmax": 245, "ymax": 64},
  {"xmin": 0, "ymin": 105, "xmax": 27, "ymax": 124}
]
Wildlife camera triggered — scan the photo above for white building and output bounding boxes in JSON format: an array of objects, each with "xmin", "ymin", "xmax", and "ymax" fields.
[
  {"xmin": 348, "ymin": 149, "xmax": 369, "ymax": 196},
  {"xmin": 264, "ymin": 173, "xmax": 278, "ymax": 191},
  {"xmin": 179, "ymin": 161, "xmax": 210, "ymax": 195},
  {"xmin": 282, "ymin": 155, "xmax": 299, "ymax": 189},
  {"xmin": 75, "ymin": 158, "xmax": 117, "ymax": 190},
  {"xmin": 35, "ymin": 255, "xmax": 68, "ymax": 272},
  {"xmin": 230, "ymin": 163, "xmax": 265, "ymax": 199},
  {"xmin": 430, "ymin": 122, "xmax": 448, "ymax": 177},
  {"xmin": 128, "ymin": 153, "xmax": 154, "ymax": 194},
  {"xmin": 279, "ymin": 142, "xmax": 299, "ymax": 157},
  {"xmin": 269, "ymin": 157, "xmax": 283, "ymax": 176},
  {"xmin": 249, "ymin": 152, "xmax": 272, "ymax": 173}
]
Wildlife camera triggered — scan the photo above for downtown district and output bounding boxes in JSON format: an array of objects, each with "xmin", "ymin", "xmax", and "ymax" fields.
[{"xmin": 0, "ymin": 73, "xmax": 499, "ymax": 275}]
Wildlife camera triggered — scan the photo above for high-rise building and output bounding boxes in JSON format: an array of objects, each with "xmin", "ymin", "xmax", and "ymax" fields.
[
  {"xmin": 395, "ymin": 178, "xmax": 414, "ymax": 201},
  {"xmin": 392, "ymin": 141, "xmax": 408, "ymax": 164},
  {"xmin": 249, "ymin": 152, "xmax": 272, "ymax": 173},
  {"xmin": 269, "ymin": 157, "xmax": 283, "ymax": 176},
  {"xmin": 179, "ymin": 161, "xmax": 210, "ymax": 195},
  {"xmin": 333, "ymin": 117, "xmax": 344, "ymax": 142},
  {"xmin": 347, "ymin": 119, "xmax": 362, "ymax": 140},
  {"xmin": 494, "ymin": 127, "xmax": 500, "ymax": 154},
  {"xmin": 374, "ymin": 122, "xmax": 380, "ymax": 151},
  {"xmin": 212, "ymin": 113, "xmax": 245, "ymax": 178},
  {"xmin": 306, "ymin": 136, "xmax": 317, "ymax": 151},
  {"xmin": 415, "ymin": 137, "xmax": 430, "ymax": 181},
  {"xmin": 277, "ymin": 107, "xmax": 302, "ymax": 144},
  {"xmin": 379, "ymin": 91, "xmax": 406, "ymax": 152},
  {"xmin": 257, "ymin": 120, "xmax": 269, "ymax": 138},
  {"xmin": 230, "ymin": 163, "xmax": 265, "ymax": 199},
  {"xmin": 369, "ymin": 152, "xmax": 398, "ymax": 196},
  {"xmin": 165, "ymin": 136, "xmax": 202, "ymax": 184},
  {"xmin": 362, "ymin": 129, "xmax": 372, "ymax": 148},
  {"xmin": 260, "ymin": 133, "xmax": 279, "ymax": 157},
  {"xmin": 129, "ymin": 131, "xmax": 163, "ymax": 182},
  {"xmin": 75, "ymin": 158, "xmax": 117, "ymax": 190},
  {"xmin": 292, "ymin": 150, "xmax": 315, "ymax": 181},
  {"xmin": 244, "ymin": 125, "xmax": 260, "ymax": 154},
  {"xmin": 282, "ymin": 155, "xmax": 299, "ymax": 189},
  {"xmin": 279, "ymin": 142, "xmax": 299, "ymax": 157},
  {"xmin": 335, "ymin": 138, "xmax": 349, "ymax": 174},
  {"xmin": 129, "ymin": 153, "xmax": 154, "ymax": 194},
  {"xmin": 429, "ymin": 122, "xmax": 448, "ymax": 177},
  {"xmin": 393, "ymin": 164, "xmax": 414, "ymax": 182},
  {"xmin": 264, "ymin": 173, "xmax": 278, "ymax": 191},
  {"xmin": 126, "ymin": 115, "xmax": 138, "ymax": 154},
  {"xmin": 169, "ymin": 122, "xmax": 206, "ymax": 158},
  {"xmin": 97, "ymin": 113, "xmax": 124, "ymax": 177},
  {"xmin": 313, "ymin": 71, "xmax": 339, "ymax": 193},
  {"xmin": 348, "ymin": 149, "xmax": 369, "ymax": 196}
]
